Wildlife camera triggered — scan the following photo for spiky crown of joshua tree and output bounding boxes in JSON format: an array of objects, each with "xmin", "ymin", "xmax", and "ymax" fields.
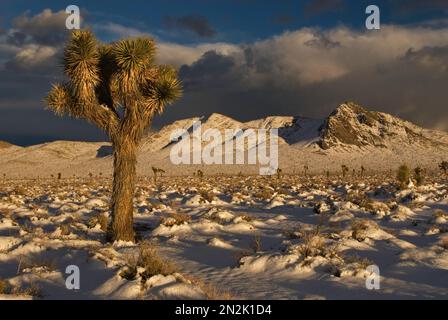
[
  {"xmin": 46, "ymin": 30, "xmax": 181, "ymax": 139},
  {"xmin": 45, "ymin": 30, "xmax": 182, "ymax": 242}
]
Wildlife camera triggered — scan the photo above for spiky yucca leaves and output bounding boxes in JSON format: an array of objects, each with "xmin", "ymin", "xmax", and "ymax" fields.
[
  {"xmin": 112, "ymin": 37, "xmax": 156, "ymax": 99},
  {"xmin": 45, "ymin": 30, "xmax": 182, "ymax": 242},
  {"xmin": 46, "ymin": 83, "xmax": 76, "ymax": 117},
  {"xmin": 63, "ymin": 30, "xmax": 100, "ymax": 100},
  {"xmin": 141, "ymin": 65, "xmax": 182, "ymax": 117}
]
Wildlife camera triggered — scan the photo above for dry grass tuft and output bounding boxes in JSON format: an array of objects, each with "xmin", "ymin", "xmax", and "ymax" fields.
[
  {"xmin": 344, "ymin": 254, "xmax": 373, "ymax": 269},
  {"xmin": 121, "ymin": 241, "xmax": 177, "ymax": 281},
  {"xmin": 351, "ymin": 219, "xmax": 375, "ymax": 242},
  {"xmin": 19, "ymin": 256, "xmax": 58, "ymax": 274},
  {"xmin": 199, "ymin": 189, "xmax": 215, "ymax": 203},
  {"xmin": 182, "ymin": 275, "xmax": 235, "ymax": 300},
  {"xmin": 60, "ymin": 224, "xmax": 71, "ymax": 236},
  {"xmin": 87, "ymin": 213, "xmax": 108, "ymax": 231},
  {"xmin": 0, "ymin": 279, "xmax": 12, "ymax": 294},
  {"xmin": 238, "ymin": 214, "xmax": 254, "ymax": 222},
  {"xmin": 0, "ymin": 279, "xmax": 42, "ymax": 297},
  {"xmin": 160, "ymin": 212, "xmax": 191, "ymax": 227}
]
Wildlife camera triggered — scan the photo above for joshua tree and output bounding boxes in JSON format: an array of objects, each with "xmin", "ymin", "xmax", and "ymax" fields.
[
  {"xmin": 360, "ymin": 165, "xmax": 366, "ymax": 177},
  {"xmin": 46, "ymin": 30, "xmax": 182, "ymax": 242},
  {"xmin": 397, "ymin": 164, "xmax": 411, "ymax": 189},
  {"xmin": 439, "ymin": 161, "xmax": 448, "ymax": 175}
]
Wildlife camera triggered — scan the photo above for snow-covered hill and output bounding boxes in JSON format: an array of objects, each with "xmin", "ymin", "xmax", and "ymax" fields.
[
  {"xmin": 319, "ymin": 102, "xmax": 448, "ymax": 150},
  {"xmin": 1, "ymin": 102, "xmax": 448, "ymax": 177}
]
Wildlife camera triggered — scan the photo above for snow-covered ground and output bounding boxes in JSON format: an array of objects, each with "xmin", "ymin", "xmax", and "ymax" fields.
[{"xmin": 0, "ymin": 175, "xmax": 447, "ymax": 300}]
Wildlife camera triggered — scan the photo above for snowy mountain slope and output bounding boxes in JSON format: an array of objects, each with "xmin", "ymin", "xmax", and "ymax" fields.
[
  {"xmin": 319, "ymin": 102, "xmax": 448, "ymax": 150},
  {"xmin": 0, "ymin": 141, "xmax": 16, "ymax": 149},
  {"xmin": 1, "ymin": 102, "xmax": 448, "ymax": 177}
]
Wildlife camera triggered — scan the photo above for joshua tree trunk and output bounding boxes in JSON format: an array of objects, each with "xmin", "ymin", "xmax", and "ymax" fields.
[{"xmin": 110, "ymin": 139, "xmax": 138, "ymax": 242}]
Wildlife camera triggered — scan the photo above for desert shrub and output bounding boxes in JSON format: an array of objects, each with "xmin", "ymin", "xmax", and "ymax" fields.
[
  {"xmin": 255, "ymin": 188, "xmax": 274, "ymax": 200},
  {"xmin": 160, "ymin": 212, "xmax": 191, "ymax": 227},
  {"xmin": 87, "ymin": 214, "xmax": 108, "ymax": 231},
  {"xmin": 282, "ymin": 229, "xmax": 302, "ymax": 239},
  {"xmin": 17, "ymin": 283, "xmax": 42, "ymax": 297},
  {"xmin": 182, "ymin": 275, "xmax": 235, "ymax": 300},
  {"xmin": 60, "ymin": 224, "xmax": 71, "ymax": 236},
  {"xmin": 0, "ymin": 279, "xmax": 42, "ymax": 297},
  {"xmin": 414, "ymin": 167, "xmax": 425, "ymax": 186},
  {"xmin": 344, "ymin": 254, "xmax": 373, "ymax": 269},
  {"xmin": 238, "ymin": 214, "xmax": 254, "ymax": 222},
  {"xmin": 296, "ymin": 228, "xmax": 326, "ymax": 258},
  {"xmin": 0, "ymin": 279, "xmax": 12, "ymax": 294},
  {"xmin": 351, "ymin": 219, "xmax": 371, "ymax": 242},
  {"xmin": 13, "ymin": 186, "xmax": 27, "ymax": 196},
  {"xmin": 276, "ymin": 187, "xmax": 290, "ymax": 196},
  {"xmin": 19, "ymin": 256, "xmax": 58, "ymax": 273},
  {"xmin": 199, "ymin": 189, "xmax": 215, "ymax": 203},
  {"xmin": 397, "ymin": 164, "xmax": 411, "ymax": 189},
  {"xmin": 121, "ymin": 242, "xmax": 177, "ymax": 281}
]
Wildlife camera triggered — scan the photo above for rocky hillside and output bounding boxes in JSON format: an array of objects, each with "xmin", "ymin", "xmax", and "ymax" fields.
[{"xmin": 318, "ymin": 102, "xmax": 447, "ymax": 150}]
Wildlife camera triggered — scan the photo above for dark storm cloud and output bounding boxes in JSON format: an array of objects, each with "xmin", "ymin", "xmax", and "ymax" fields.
[
  {"xmin": 163, "ymin": 15, "xmax": 216, "ymax": 38},
  {"xmin": 2, "ymin": 8, "xmax": 448, "ymax": 145},
  {"xmin": 6, "ymin": 30, "xmax": 27, "ymax": 46},
  {"xmin": 385, "ymin": 0, "xmax": 448, "ymax": 15},
  {"xmin": 174, "ymin": 26, "xmax": 448, "ymax": 131},
  {"xmin": 403, "ymin": 45, "xmax": 448, "ymax": 71},
  {"xmin": 0, "ymin": 9, "xmax": 99, "ymax": 145},
  {"xmin": 12, "ymin": 9, "xmax": 69, "ymax": 45},
  {"xmin": 179, "ymin": 51, "xmax": 237, "ymax": 89},
  {"xmin": 303, "ymin": 0, "xmax": 346, "ymax": 17}
]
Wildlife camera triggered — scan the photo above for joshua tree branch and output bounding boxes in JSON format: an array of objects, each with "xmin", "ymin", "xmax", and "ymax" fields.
[{"xmin": 46, "ymin": 83, "xmax": 120, "ymax": 138}]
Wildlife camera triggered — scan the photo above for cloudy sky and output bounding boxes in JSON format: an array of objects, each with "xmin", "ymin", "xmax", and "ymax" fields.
[{"xmin": 0, "ymin": 0, "xmax": 447, "ymax": 145}]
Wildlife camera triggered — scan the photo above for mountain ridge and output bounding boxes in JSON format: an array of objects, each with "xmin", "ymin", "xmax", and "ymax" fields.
[{"xmin": 1, "ymin": 102, "xmax": 448, "ymax": 177}]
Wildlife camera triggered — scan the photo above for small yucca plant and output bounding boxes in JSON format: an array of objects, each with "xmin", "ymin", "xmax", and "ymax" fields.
[{"xmin": 46, "ymin": 30, "xmax": 182, "ymax": 242}]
